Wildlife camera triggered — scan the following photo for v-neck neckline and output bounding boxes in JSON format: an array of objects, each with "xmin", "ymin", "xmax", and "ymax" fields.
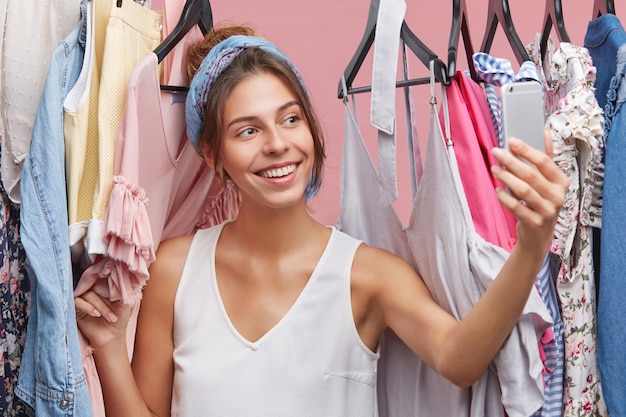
[{"xmin": 210, "ymin": 224, "xmax": 336, "ymax": 350}]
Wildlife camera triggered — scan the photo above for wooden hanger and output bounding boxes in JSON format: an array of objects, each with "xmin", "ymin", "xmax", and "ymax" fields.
[
  {"xmin": 338, "ymin": 0, "xmax": 448, "ymax": 98},
  {"xmin": 593, "ymin": 0, "xmax": 616, "ymax": 18},
  {"xmin": 447, "ymin": 0, "xmax": 478, "ymax": 82},
  {"xmin": 540, "ymin": 0, "xmax": 570, "ymax": 59},
  {"xmin": 480, "ymin": 0, "xmax": 531, "ymax": 65}
]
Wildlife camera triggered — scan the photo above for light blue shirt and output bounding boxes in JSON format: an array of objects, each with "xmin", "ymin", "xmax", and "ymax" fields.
[
  {"xmin": 584, "ymin": 15, "xmax": 626, "ymax": 416},
  {"xmin": 584, "ymin": 14, "xmax": 626, "ymax": 110},
  {"xmin": 17, "ymin": 1, "xmax": 94, "ymax": 415},
  {"xmin": 596, "ymin": 42, "xmax": 626, "ymax": 417}
]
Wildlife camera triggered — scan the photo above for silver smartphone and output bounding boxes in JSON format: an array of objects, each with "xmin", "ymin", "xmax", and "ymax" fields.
[{"xmin": 500, "ymin": 81, "xmax": 545, "ymax": 163}]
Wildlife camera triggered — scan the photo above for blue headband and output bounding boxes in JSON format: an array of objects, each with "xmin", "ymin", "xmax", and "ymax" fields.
[{"xmin": 185, "ymin": 35, "xmax": 307, "ymax": 152}]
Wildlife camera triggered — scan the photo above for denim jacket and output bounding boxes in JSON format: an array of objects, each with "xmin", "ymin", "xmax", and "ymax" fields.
[
  {"xmin": 584, "ymin": 13, "xmax": 626, "ymax": 109},
  {"xmin": 596, "ymin": 44, "xmax": 626, "ymax": 417},
  {"xmin": 17, "ymin": 1, "xmax": 94, "ymax": 415}
]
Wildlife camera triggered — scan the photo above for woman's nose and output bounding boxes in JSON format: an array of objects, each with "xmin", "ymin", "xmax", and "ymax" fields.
[{"xmin": 262, "ymin": 128, "xmax": 290, "ymax": 154}]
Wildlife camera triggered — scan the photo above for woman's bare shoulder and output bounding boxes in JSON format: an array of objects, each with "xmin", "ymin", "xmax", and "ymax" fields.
[
  {"xmin": 353, "ymin": 243, "xmax": 414, "ymax": 276},
  {"xmin": 350, "ymin": 242, "xmax": 420, "ymax": 293},
  {"xmin": 144, "ymin": 234, "xmax": 196, "ymax": 302},
  {"xmin": 155, "ymin": 234, "xmax": 195, "ymax": 260}
]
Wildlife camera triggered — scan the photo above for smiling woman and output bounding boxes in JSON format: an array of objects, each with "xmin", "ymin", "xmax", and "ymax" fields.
[
  {"xmin": 73, "ymin": 23, "xmax": 569, "ymax": 417},
  {"xmin": 217, "ymin": 75, "xmax": 315, "ymax": 209},
  {"xmin": 186, "ymin": 33, "xmax": 327, "ymax": 206}
]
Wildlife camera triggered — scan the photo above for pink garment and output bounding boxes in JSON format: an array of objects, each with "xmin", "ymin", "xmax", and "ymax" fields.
[
  {"xmin": 74, "ymin": 3, "xmax": 241, "ymax": 413},
  {"xmin": 440, "ymin": 71, "xmax": 518, "ymax": 252},
  {"xmin": 442, "ymin": 72, "xmax": 560, "ymax": 410}
]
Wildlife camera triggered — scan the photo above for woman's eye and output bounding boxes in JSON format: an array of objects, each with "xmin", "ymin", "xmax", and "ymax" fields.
[
  {"xmin": 238, "ymin": 127, "xmax": 256, "ymax": 137},
  {"xmin": 284, "ymin": 115, "xmax": 299, "ymax": 126}
]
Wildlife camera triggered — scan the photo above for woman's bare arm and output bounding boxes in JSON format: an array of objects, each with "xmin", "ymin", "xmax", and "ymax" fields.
[
  {"xmin": 359, "ymin": 135, "xmax": 568, "ymax": 387},
  {"xmin": 75, "ymin": 235, "xmax": 193, "ymax": 417}
]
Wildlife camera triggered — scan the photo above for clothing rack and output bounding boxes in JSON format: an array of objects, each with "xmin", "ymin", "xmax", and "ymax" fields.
[{"xmin": 338, "ymin": 0, "xmax": 448, "ymax": 98}]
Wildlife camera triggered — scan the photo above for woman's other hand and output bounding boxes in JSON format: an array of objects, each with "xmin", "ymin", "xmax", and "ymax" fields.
[
  {"xmin": 491, "ymin": 131, "xmax": 569, "ymax": 257},
  {"xmin": 75, "ymin": 290, "xmax": 132, "ymax": 349}
]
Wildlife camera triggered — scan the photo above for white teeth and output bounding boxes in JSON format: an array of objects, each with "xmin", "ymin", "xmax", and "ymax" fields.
[{"xmin": 260, "ymin": 164, "xmax": 297, "ymax": 178}]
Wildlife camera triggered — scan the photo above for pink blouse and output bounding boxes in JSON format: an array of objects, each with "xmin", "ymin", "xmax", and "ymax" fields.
[
  {"xmin": 73, "ymin": 3, "xmax": 240, "ymax": 414},
  {"xmin": 439, "ymin": 71, "xmax": 518, "ymax": 252}
]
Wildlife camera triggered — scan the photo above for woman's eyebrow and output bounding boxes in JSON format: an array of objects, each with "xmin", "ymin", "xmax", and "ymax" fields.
[{"xmin": 226, "ymin": 100, "xmax": 301, "ymax": 129}]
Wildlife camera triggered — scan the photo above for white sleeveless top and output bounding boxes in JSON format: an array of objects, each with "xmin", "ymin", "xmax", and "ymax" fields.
[{"xmin": 171, "ymin": 222, "xmax": 379, "ymax": 417}]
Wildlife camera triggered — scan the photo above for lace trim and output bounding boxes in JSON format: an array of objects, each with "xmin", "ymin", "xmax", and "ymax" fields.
[{"xmin": 545, "ymin": 46, "xmax": 605, "ymax": 260}]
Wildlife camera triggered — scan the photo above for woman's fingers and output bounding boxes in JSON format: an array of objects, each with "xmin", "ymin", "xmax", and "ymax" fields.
[
  {"xmin": 492, "ymin": 137, "xmax": 568, "ymax": 204},
  {"xmin": 490, "ymin": 134, "xmax": 569, "ymax": 258},
  {"xmin": 543, "ymin": 129, "xmax": 554, "ymax": 158},
  {"xmin": 75, "ymin": 291, "xmax": 121, "ymax": 323},
  {"xmin": 507, "ymin": 136, "xmax": 568, "ymax": 186},
  {"xmin": 74, "ymin": 296, "xmax": 102, "ymax": 319},
  {"xmin": 491, "ymin": 135, "xmax": 569, "ymax": 233}
]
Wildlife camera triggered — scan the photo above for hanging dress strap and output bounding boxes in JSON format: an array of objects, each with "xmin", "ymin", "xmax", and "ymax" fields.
[
  {"xmin": 370, "ymin": 0, "xmax": 405, "ymax": 206},
  {"xmin": 400, "ymin": 42, "xmax": 423, "ymax": 198}
]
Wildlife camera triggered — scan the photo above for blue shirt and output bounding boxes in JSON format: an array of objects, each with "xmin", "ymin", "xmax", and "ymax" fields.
[
  {"xmin": 584, "ymin": 14, "xmax": 626, "ymax": 110},
  {"xmin": 596, "ymin": 43, "xmax": 626, "ymax": 417},
  {"xmin": 17, "ymin": 2, "xmax": 94, "ymax": 415}
]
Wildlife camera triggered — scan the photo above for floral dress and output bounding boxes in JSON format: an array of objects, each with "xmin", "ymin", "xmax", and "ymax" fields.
[
  {"xmin": 528, "ymin": 35, "xmax": 608, "ymax": 417},
  {"xmin": 0, "ymin": 151, "xmax": 30, "ymax": 416}
]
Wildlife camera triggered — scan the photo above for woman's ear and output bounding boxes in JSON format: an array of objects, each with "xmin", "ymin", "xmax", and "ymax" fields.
[
  {"xmin": 201, "ymin": 146, "xmax": 226, "ymax": 179},
  {"xmin": 201, "ymin": 146, "xmax": 216, "ymax": 169}
]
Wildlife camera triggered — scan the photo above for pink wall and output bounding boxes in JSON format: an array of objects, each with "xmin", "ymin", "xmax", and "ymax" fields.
[{"xmin": 208, "ymin": 0, "xmax": 623, "ymax": 226}]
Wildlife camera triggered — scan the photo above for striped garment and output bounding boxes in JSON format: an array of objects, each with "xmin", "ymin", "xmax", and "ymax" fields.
[
  {"xmin": 532, "ymin": 254, "xmax": 565, "ymax": 417},
  {"xmin": 470, "ymin": 52, "xmax": 543, "ymax": 147},
  {"xmin": 469, "ymin": 52, "xmax": 565, "ymax": 417}
]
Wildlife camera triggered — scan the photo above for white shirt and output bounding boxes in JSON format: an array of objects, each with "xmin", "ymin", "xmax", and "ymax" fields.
[
  {"xmin": 0, "ymin": 0, "xmax": 79, "ymax": 203},
  {"xmin": 171, "ymin": 222, "xmax": 379, "ymax": 417}
]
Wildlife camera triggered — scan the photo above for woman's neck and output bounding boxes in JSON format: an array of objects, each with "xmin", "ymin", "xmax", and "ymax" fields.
[{"xmin": 225, "ymin": 200, "xmax": 327, "ymax": 257}]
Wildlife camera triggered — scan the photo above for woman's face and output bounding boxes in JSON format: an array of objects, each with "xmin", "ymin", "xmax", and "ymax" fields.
[{"xmin": 216, "ymin": 72, "xmax": 315, "ymax": 210}]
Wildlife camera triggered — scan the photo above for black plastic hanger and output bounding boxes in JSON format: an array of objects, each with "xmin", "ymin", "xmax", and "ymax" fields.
[
  {"xmin": 153, "ymin": 0, "xmax": 213, "ymax": 64},
  {"xmin": 152, "ymin": 0, "xmax": 213, "ymax": 92},
  {"xmin": 338, "ymin": 0, "xmax": 448, "ymax": 98},
  {"xmin": 116, "ymin": 0, "xmax": 147, "ymax": 7},
  {"xmin": 480, "ymin": 0, "xmax": 531, "ymax": 65},
  {"xmin": 540, "ymin": 0, "xmax": 570, "ymax": 58},
  {"xmin": 401, "ymin": 23, "xmax": 449, "ymax": 86},
  {"xmin": 447, "ymin": 0, "xmax": 478, "ymax": 82},
  {"xmin": 593, "ymin": 0, "xmax": 616, "ymax": 18}
]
